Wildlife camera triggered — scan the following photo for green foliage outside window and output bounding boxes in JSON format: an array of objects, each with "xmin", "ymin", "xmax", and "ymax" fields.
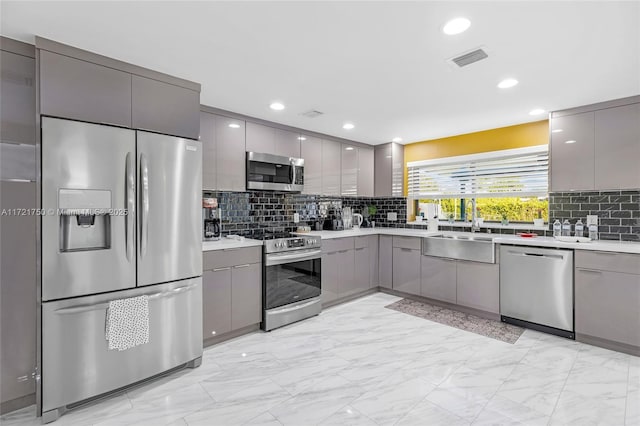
[{"xmin": 422, "ymin": 197, "xmax": 548, "ymax": 222}]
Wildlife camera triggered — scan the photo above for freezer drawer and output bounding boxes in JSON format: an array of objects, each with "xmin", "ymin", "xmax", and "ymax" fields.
[
  {"xmin": 499, "ymin": 245, "xmax": 574, "ymax": 333},
  {"xmin": 42, "ymin": 278, "xmax": 202, "ymax": 414}
]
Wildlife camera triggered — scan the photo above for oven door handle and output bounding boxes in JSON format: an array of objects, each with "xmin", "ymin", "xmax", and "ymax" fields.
[{"xmin": 266, "ymin": 249, "xmax": 322, "ymax": 266}]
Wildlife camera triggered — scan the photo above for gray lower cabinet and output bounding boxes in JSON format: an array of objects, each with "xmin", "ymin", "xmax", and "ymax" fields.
[
  {"xmin": 39, "ymin": 50, "xmax": 132, "ymax": 128},
  {"xmin": 1, "ymin": 50, "xmax": 35, "ymax": 145},
  {"xmin": 321, "ymin": 251, "xmax": 340, "ymax": 304},
  {"xmin": 202, "ymin": 247, "xmax": 262, "ymax": 341},
  {"xmin": 353, "ymin": 246, "xmax": 370, "ymax": 295},
  {"xmin": 202, "ymin": 268, "xmax": 232, "ymax": 338},
  {"xmin": 322, "ymin": 139, "xmax": 342, "ymax": 196},
  {"xmin": 367, "ymin": 235, "xmax": 379, "ymax": 288},
  {"xmin": 594, "ymin": 103, "xmax": 640, "ymax": 190},
  {"xmin": 420, "ymin": 256, "xmax": 457, "ymax": 304},
  {"xmin": 456, "ymin": 261, "xmax": 499, "ymax": 314},
  {"xmin": 338, "ymin": 249, "xmax": 356, "ymax": 298},
  {"xmin": 575, "ymin": 250, "xmax": 640, "ymax": 349},
  {"xmin": 378, "ymin": 235, "xmax": 393, "ymax": 289},
  {"xmin": 1, "ymin": 182, "xmax": 36, "ymax": 406},
  {"xmin": 301, "ymin": 135, "xmax": 322, "ymax": 194},
  {"xmin": 131, "ymin": 75, "xmax": 200, "ymax": 140},
  {"xmin": 392, "ymin": 247, "xmax": 421, "ymax": 295},
  {"xmin": 231, "ymin": 263, "xmax": 262, "ymax": 330}
]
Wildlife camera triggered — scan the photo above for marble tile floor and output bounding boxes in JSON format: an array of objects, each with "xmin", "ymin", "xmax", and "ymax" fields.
[{"xmin": 2, "ymin": 292, "xmax": 639, "ymax": 426}]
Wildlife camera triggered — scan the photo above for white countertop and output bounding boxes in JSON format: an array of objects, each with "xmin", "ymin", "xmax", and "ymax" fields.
[
  {"xmin": 202, "ymin": 238, "xmax": 263, "ymax": 252},
  {"xmin": 295, "ymin": 228, "xmax": 640, "ymax": 254}
]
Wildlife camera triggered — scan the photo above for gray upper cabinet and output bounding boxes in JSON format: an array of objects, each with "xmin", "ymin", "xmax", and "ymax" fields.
[
  {"xmin": 200, "ymin": 112, "xmax": 217, "ymax": 190},
  {"xmin": 246, "ymin": 122, "xmax": 276, "ymax": 154},
  {"xmin": 131, "ymin": 75, "xmax": 200, "ymax": 140},
  {"xmin": 1, "ymin": 50, "xmax": 35, "ymax": 145},
  {"xmin": 550, "ymin": 96, "xmax": 640, "ymax": 192},
  {"xmin": 375, "ymin": 142, "xmax": 404, "ymax": 196},
  {"xmin": 421, "ymin": 256, "xmax": 457, "ymax": 304},
  {"xmin": 594, "ymin": 103, "xmax": 640, "ymax": 190},
  {"xmin": 301, "ymin": 135, "xmax": 322, "ymax": 195},
  {"xmin": 215, "ymin": 115, "xmax": 246, "ymax": 192},
  {"xmin": 341, "ymin": 145, "xmax": 358, "ymax": 196},
  {"xmin": 39, "ymin": 50, "xmax": 132, "ymax": 128},
  {"xmin": 550, "ymin": 112, "xmax": 595, "ymax": 192},
  {"xmin": 322, "ymin": 139, "xmax": 342, "ymax": 196},
  {"xmin": 358, "ymin": 147, "xmax": 375, "ymax": 197},
  {"xmin": 275, "ymin": 129, "xmax": 301, "ymax": 158}
]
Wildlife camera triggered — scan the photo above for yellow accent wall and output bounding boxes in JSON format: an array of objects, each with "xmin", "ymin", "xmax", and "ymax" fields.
[{"xmin": 404, "ymin": 120, "xmax": 549, "ymax": 196}]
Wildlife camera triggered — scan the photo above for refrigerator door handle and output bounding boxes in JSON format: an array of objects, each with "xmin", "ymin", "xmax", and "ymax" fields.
[
  {"xmin": 140, "ymin": 153, "xmax": 149, "ymax": 258},
  {"xmin": 52, "ymin": 283, "xmax": 199, "ymax": 314},
  {"xmin": 125, "ymin": 152, "xmax": 135, "ymax": 262}
]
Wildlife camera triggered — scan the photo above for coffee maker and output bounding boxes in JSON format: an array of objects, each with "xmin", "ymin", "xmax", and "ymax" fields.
[{"xmin": 203, "ymin": 197, "xmax": 221, "ymax": 241}]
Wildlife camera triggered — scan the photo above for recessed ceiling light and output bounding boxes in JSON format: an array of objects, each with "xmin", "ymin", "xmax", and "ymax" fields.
[
  {"xmin": 228, "ymin": 123, "xmax": 240, "ymax": 129},
  {"xmin": 345, "ymin": 146, "xmax": 355, "ymax": 151},
  {"xmin": 298, "ymin": 136, "xmax": 307, "ymax": 141},
  {"xmin": 497, "ymin": 78, "xmax": 519, "ymax": 89},
  {"xmin": 529, "ymin": 108, "xmax": 546, "ymax": 116},
  {"xmin": 343, "ymin": 123, "xmax": 355, "ymax": 130},
  {"xmin": 565, "ymin": 140, "xmax": 577, "ymax": 144},
  {"xmin": 552, "ymin": 129, "xmax": 563, "ymax": 133},
  {"xmin": 269, "ymin": 102, "xmax": 285, "ymax": 111},
  {"xmin": 392, "ymin": 137, "xmax": 403, "ymax": 143},
  {"xmin": 442, "ymin": 17, "xmax": 471, "ymax": 35}
]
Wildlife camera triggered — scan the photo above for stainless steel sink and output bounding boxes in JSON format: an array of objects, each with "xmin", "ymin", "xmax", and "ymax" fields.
[{"xmin": 423, "ymin": 234, "xmax": 495, "ymax": 263}]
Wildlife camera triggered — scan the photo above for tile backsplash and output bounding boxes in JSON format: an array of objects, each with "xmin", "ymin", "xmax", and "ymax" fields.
[
  {"xmin": 548, "ymin": 190, "xmax": 640, "ymax": 241},
  {"xmin": 203, "ymin": 190, "xmax": 407, "ymax": 238}
]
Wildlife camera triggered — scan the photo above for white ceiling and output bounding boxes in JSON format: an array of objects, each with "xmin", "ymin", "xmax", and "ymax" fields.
[{"xmin": 2, "ymin": 1, "xmax": 639, "ymax": 145}]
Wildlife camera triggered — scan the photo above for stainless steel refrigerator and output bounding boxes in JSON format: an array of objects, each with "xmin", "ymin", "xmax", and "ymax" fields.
[{"xmin": 39, "ymin": 117, "xmax": 203, "ymax": 422}]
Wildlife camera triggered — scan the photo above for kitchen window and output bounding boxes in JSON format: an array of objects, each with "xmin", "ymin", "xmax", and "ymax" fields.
[{"xmin": 408, "ymin": 146, "xmax": 549, "ymax": 223}]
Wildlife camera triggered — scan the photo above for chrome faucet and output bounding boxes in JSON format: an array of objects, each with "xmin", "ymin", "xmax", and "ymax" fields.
[{"xmin": 470, "ymin": 199, "xmax": 480, "ymax": 232}]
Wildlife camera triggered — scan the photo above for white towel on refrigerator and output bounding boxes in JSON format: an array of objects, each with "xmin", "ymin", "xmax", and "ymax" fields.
[{"xmin": 105, "ymin": 295, "xmax": 150, "ymax": 351}]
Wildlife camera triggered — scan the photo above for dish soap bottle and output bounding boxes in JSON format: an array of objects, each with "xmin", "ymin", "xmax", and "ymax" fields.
[
  {"xmin": 553, "ymin": 219, "xmax": 562, "ymax": 237},
  {"xmin": 562, "ymin": 219, "xmax": 571, "ymax": 236},
  {"xmin": 574, "ymin": 219, "xmax": 584, "ymax": 238}
]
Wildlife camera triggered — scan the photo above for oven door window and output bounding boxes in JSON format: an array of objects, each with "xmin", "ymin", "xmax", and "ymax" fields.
[
  {"xmin": 248, "ymin": 161, "xmax": 293, "ymax": 184},
  {"xmin": 265, "ymin": 258, "xmax": 321, "ymax": 310}
]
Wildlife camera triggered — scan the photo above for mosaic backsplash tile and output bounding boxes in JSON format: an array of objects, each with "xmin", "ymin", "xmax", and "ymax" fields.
[{"xmin": 548, "ymin": 190, "xmax": 640, "ymax": 241}]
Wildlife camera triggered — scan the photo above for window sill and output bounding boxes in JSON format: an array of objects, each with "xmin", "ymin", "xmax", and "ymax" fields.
[{"xmin": 407, "ymin": 221, "xmax": 548, "ymax": 231}]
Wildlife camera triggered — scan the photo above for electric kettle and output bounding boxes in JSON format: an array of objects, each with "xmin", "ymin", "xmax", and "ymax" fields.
[{"xmin": 353, "ymin": 213, "xmax": 364, "ymax": 228}]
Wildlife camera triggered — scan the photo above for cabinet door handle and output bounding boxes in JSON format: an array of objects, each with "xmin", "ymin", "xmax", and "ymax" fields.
[
  {"xmin": 355, "ymin": 247, "xmax": 366, "ymax": 251},
  {"xmin": 213, "ymin": 267, "xmax": 231, "ymax": 272},
  {"xmin": 338, "ymin": 249, "xmax": 350, "ymax": 253},
  {"xmin": 401, "ymin": 248, "xmax": 413, "ymax": 252},
  {"xmin": 577, "ymin": 268, "xmax": 603, "ymax": 274},
  {"xmin": 233, "ymin": 264, "xmax": 251, "ymax": 269}
]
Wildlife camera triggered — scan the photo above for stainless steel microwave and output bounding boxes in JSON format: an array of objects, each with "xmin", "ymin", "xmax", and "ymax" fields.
[{"xmin": 246, "ymin": 152, "xmax": 304, "ymax": 192}]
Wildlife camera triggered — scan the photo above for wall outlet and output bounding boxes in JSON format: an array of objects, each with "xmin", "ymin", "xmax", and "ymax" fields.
[
  {"xmin": 387, "ymin": 212, "xmax": 398, "ymax": 221},
  {"xmin": 293, "ymin": 213, "xmax": 300, "ymax": 223},
  {"xmin": 586, "ymin": 215, "xmax": 598, "ymax": 226}
]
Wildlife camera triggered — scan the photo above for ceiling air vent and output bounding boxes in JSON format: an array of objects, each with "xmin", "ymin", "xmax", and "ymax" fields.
[
  {"xmin": 301, "ymin": 110, "xmax": 324, "ymax": 118},
  {"xmin": 450, "ymin": 48, "xmax": 488, "ymax": 68}
]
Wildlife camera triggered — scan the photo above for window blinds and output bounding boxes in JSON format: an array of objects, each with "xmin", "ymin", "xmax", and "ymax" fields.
[{"xmin": 407, "ymin": 145, "xmax": 548, "ymax": 199}]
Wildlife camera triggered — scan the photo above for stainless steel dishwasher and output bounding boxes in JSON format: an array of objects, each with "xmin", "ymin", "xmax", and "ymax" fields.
[{"xmin": 499, "ymin": 245, "xmax": 574, "ymax": 339}]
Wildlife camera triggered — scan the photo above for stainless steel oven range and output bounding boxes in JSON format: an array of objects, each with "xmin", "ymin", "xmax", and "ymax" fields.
[{"xmin": 261, "ymin": 234, "xmax": 322, "ymax": 331}]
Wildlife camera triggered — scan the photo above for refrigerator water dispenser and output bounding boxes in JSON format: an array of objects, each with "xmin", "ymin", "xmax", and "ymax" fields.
[{"xmin": 58, "ymin": 189, "xmax": 112, "ymax": 252}]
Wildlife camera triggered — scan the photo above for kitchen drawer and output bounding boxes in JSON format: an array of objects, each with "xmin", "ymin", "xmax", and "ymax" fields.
[
  {"xmin": 392, "ymin": 236, "xmax": 421, "ymax": 250},
  {"xmin": 575, "ymin": 251, "xmax": 640, "ymax": 275},
  {"xmin": 323, "ymin": 237, "xmax": 354, "ymax": 253},
  {"xmin": 203, "ymin": 246, "xmax": 261, "ymax": 271},
  {"xmin": 354, "ymin": 236, "xmax": 369, "ymax": 249}
]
